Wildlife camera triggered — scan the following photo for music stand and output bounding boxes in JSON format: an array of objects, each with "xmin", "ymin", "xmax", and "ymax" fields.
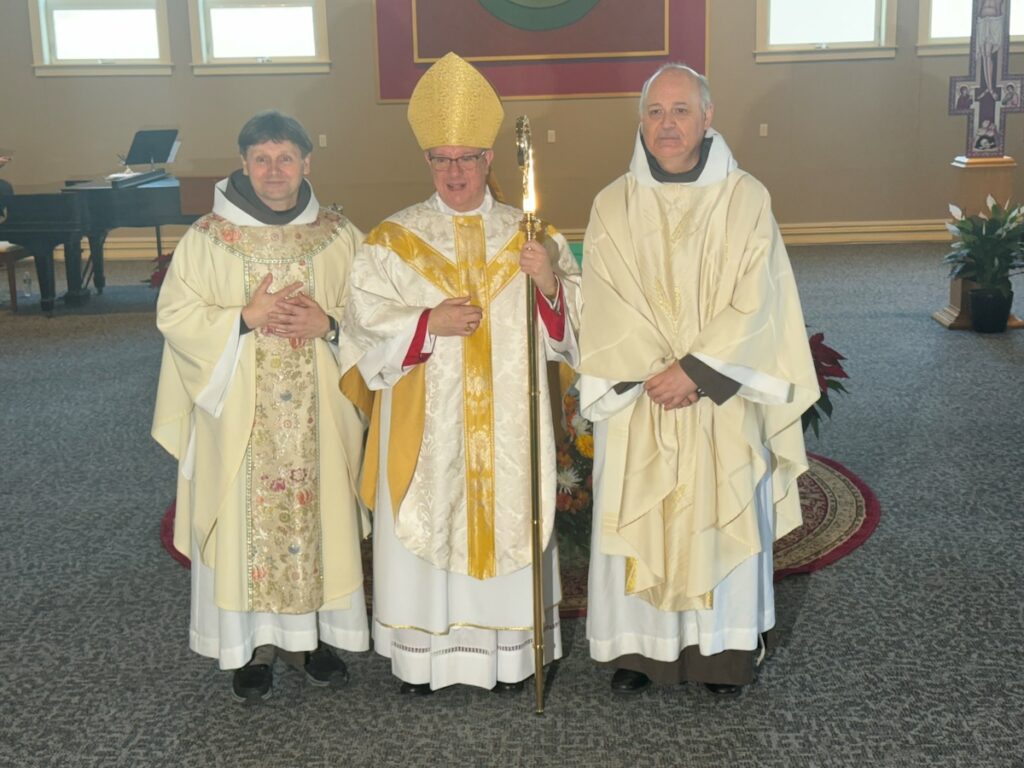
[
  {"xmin": 124, "ymin": 129, "xmax": 179, "ymax": 169},
  {"xmin": 110, "ymin": 129, "xmax": 180, "ymax": 189}
]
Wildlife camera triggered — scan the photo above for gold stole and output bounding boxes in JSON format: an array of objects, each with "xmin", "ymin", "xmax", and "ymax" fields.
[{"xmin": 360, "ymin": 218, "xmax": 523, "ymax": 579}]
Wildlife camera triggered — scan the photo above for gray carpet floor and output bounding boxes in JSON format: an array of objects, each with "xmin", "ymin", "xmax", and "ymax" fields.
[{"xmin": 1, "ymin": 247, "xmax": 1022, "ymax": 768}]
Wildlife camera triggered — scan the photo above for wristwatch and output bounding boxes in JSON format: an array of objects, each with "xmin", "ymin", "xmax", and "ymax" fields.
[{"xmin": 325, "ymin": 316, "xmax": 340, "ymax": 344}]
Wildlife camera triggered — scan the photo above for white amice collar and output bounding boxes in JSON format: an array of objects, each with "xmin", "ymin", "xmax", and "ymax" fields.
[
  {"xmin": 431, "ymin": 187, "xmax": 495, "ymax": 216},
  {"xmin": 628, "ymin": 127, "xmax": 738, "ymax": 189}
]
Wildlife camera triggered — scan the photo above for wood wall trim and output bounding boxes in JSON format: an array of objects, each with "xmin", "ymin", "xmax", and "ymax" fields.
[{"xmin": 60, "ymin": 219, "xmax": 951, "ymax": 262}]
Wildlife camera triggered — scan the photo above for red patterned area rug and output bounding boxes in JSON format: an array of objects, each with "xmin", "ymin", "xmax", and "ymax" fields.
[
  {"xmin": 160, "ymin": 453, "xmax": 879, "ymax": 618},
  {"xmin": 773, "ymin": 453, "xmax": 880, "ymax": 580}
]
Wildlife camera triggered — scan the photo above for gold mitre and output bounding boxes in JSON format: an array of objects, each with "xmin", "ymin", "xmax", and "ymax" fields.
[{"xmin": 408, "ymin": 52, "xmax": 504, "ymax": 150}]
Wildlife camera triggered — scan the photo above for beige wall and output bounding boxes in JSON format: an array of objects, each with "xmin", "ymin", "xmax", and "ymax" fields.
[
  {"xmin": 0, "ymin": 0, "xmax": 1018, "ymax": 235},
  {"xmin": 709, "ymin": 0, "xmax": 1024, "ymax": 225}
]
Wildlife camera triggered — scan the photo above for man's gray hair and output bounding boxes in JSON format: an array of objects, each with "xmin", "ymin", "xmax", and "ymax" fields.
[{"xmin": 638, "ymin": 63, "xmax": 713, "ymax": 117}]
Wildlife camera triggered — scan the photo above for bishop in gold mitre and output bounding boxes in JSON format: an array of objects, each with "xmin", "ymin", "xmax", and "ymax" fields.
[{"xmin": 339, "ymin": 51, "xmax": 583, "ymax": 695}]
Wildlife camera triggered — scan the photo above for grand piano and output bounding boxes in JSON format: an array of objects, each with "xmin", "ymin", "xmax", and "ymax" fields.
[
  {"xmin": 0, "ymin": 172, "xmax": 202, "ymax": 313},
  {"xmin": 0, "ymin": 130, "xmax": 215, "ymax": 313}
]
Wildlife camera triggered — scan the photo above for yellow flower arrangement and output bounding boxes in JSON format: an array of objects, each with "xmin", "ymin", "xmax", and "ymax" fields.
[{"xmin": 574, "ymin": 433, "xmax": 594, "ymax": 459}]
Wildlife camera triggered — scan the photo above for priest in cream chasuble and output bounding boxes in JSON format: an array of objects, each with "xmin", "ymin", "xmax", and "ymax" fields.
[
  {"xmin": 340, "ymin": 53, "xmax": 581, "ymax": 693},
  {"xmin": 152, "ymin": 112, "xmax": 368, "ymax": 700},
  {"xmin": 579, "ymin": 66, "xmax": 819, "ymax": 694}
]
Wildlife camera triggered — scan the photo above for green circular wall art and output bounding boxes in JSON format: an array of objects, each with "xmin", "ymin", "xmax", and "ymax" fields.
[{"xmin": 477, "ymin": 0, "xmax": 601, "ymax": 31}]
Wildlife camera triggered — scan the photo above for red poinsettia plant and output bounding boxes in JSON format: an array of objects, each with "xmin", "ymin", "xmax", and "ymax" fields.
[
  {"xmin": 147, "ymin": 252, "xmax": 173, "ymax": 289},
  {"xmin": 802, "ymin": 331, "xmax": 849, "ymax": 437}
]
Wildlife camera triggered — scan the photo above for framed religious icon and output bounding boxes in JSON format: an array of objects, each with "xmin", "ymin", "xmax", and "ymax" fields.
[{"xmin": 948, "ymin": 0, "xmax": 1024, "ymax": 158}]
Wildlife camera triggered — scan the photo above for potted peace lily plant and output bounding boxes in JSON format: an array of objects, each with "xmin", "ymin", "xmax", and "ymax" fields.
[{"xmin": 945, "ymin": 196, "xmax": 1024, "ymax": 333}]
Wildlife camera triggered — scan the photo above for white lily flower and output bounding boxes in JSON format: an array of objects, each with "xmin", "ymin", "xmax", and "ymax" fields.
[
  {"xmin": 986, "ymin": 194, "xmax": 998, "ymax": 211},
  {"xmin": 949, "ymin": 204, "xmax": 963, "ymax": 220}
]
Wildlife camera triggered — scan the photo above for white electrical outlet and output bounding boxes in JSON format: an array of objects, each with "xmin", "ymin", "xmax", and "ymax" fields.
[
  {"xmin": 318, "ymin": 134, "xmax": 328, "ymax": 147},
  {"xmin": 759, "ymin": 124, "xmax": 768, "ymax": 137},
  {"xmin": 547, "ymin": 129, "xmax": 556, "ymax": 143}
]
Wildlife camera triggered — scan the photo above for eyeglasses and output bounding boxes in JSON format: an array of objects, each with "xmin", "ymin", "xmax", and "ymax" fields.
[{"xmin": 428, "ymin": 152, "xmax": 487, "ymax": 171}]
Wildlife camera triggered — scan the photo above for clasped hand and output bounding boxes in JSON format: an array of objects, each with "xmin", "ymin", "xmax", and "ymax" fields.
[
  {"xmin": 644, "ymin": 363, "xmax": 701, "ymax": 410},
  {"xmin": 243, "ymin": 273, "xmax": 330, "ymax": 339}
]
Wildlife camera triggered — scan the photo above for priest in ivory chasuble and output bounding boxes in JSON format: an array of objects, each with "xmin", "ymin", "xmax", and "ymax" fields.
[
  {"xmin": 579, "ymin": 65, "xmax": 819, "ymax": 695},
  {"xmin": 340, "ymin": 53, "xmax": 581, "ymax": 694},
  {"xmin": 152, "ymin": 112, "xmax": 368, "ymax": 702}
]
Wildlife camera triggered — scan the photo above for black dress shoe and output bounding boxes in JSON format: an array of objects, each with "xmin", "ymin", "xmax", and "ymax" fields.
[
  {"xmin": 703, "ymin": 682, "xmax": 743, "ymax": 696},
  {"xmin": 491, "ymin": 680, "xmax": 525, "ymax": 694},
  {"xmin": 399, "ymin": 681, "xmax": 434, "ymax": 696},
  {"xmin": 304, "ymin": 644, "xmax": 349, "ymax": 688},
  {"xmin": 232, "ymin": 663, "xmax": 272, "ymax": 703},
  {"xmin": 610, "ymin": 668, "xmax": 651, "ymax": 694}
]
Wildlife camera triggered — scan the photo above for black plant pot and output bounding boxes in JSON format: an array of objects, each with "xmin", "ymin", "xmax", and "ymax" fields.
[{"xmin": 969, "ymin": 288, "xmax": 1013, "ymax": 333}]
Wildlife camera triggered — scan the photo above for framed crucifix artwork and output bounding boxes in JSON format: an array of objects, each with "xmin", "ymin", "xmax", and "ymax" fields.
[{"xmin": 949, "ymin": 0, "xmax": 1024, "ymax": 158}]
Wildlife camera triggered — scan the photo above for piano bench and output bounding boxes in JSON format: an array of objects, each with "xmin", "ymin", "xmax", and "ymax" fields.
[{"xmin": 1, "ymin": 245, "xmax": 31, "ymax": 312}]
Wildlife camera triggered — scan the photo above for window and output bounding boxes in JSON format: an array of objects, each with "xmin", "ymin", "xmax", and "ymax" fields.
[
  {"xmin": 918, "ymin": 0, "xmax": 1024, "ymax": 56},
  {"xmin": 28, "ymin": 0, "xmax": 172, "ymax": 76},
  {"xmin": 187, "ymin": 0, "xmax": 330, "ymax": 75},
  {"xmin": 755, "ymin": 0, "xmax": 898, "ymax": 63}
]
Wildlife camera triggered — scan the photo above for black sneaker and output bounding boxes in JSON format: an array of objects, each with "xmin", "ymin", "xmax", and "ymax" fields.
[
  {"xmin": 704, "ymin": 682, "xmax": 743, "ymax": 696},
  {"xmin": 491, "ymin": 680, "xmax": 524, "ymax": 694},
  {"xmin": 610, "ymin": 668, "xmax": 651, "ymax": 694},
  {"xmin": 398, "ymin": 681, "xmax": 433, "ymax": 696},
  {"xmin": 232, "ymin": 663, "xmax": 272, "ymax": 703},
  {"xmin": 304, "ymin": 644, "xmax": 349, "ymax": 688}
]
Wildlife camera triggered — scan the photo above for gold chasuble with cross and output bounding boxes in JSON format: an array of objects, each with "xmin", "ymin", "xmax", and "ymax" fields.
[{"xmin": 342, "ymin": 193, "xmax": 581, "ymax": 580}]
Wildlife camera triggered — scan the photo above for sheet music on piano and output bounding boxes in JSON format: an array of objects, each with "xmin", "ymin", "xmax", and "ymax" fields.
[
  {"xmin": 107, "ymin": 130, "xmax": 180, "ymax": 186},
  {"xmin": 122, "ymin": 129, "xmax": 178, "ymax": 168}
]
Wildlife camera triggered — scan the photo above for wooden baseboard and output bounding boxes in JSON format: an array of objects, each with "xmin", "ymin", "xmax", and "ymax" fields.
[
  {"xmin": 51, "ymin": 236, "xmax": 179, "ymax": 262},
  {"xmin": 558, "ymin": 219, "xmax": 950, "ymax": 248},
  {"xmin": 58, "ymin": 219, "xmax": 951, "ymax": 261},
  {"xmin": 779, "ymin": 219, "xmax": 950, "ymax": 245}
]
